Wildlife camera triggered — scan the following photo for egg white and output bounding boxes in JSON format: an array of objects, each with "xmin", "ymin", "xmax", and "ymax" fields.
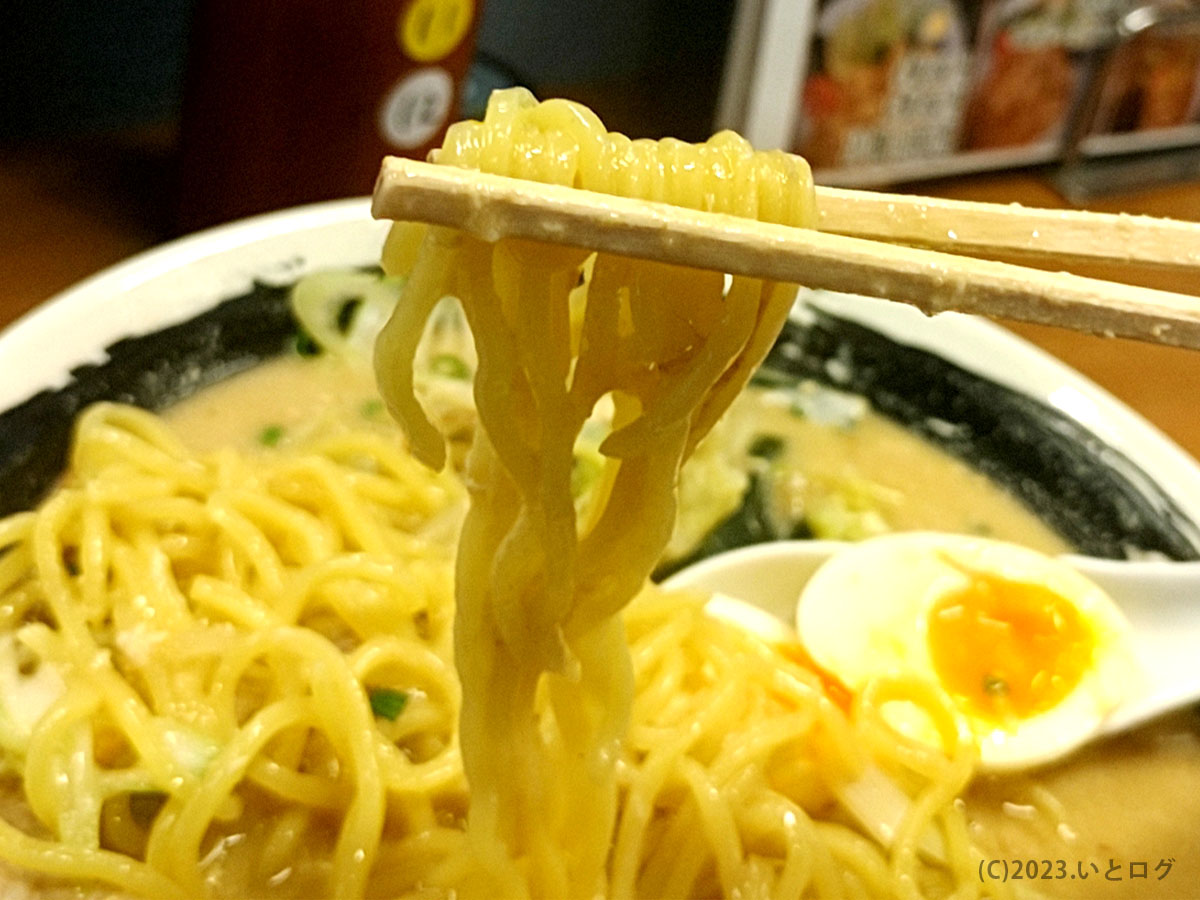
[{"xmin": 796, "ymin": 532, "xmax": 1139, "ymax": 770}]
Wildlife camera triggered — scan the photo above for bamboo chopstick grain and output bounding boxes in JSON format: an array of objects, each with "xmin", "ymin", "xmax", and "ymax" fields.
[
  {"xmin": 815, "ymin": 186, "xmax": 1200, "ymax": 273},
  {"xmin": 372, "ymin": 157, "xmax": 1200, "ymax": 351}
]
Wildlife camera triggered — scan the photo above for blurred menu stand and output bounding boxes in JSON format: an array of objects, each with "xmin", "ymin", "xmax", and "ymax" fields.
[
  {"xmin": 176, "ymin": 0, "xmax": 483, "ymax": 231},
  {"xmin": 719, "ymin": 0, "xmax": 1200, "ymax": 198}
]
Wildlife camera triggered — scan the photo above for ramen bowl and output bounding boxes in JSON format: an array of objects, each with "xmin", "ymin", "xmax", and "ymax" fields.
[
  {"xmin": 2, "ymin": 199, "xmax": 1200, "ymax": 897},
  {"xmin": 3, "ymin": 198, "xmax": 1198, "ymax": 555}
]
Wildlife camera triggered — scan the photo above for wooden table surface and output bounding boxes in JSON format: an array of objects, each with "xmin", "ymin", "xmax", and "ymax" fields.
[{"xmin": 2, "ymin": 146, "xmax": 1198, "ymax": 464}]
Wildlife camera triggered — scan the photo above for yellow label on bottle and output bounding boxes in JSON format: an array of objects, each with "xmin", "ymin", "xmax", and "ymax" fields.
[{"xmin": 399, "ymin": 0, "xmax": 475, "ymax": 63}]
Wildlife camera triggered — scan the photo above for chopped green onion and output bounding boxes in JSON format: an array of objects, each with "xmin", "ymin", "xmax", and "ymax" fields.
[
  {"xmin": 430, "ymin": 354, "xmax": 471, "ymax": 380},
  {"xmin": 369, "ymin": 688, "xmax": 409, "ymax": 721},
  {"xmin": 749, "ymin": 366, "xmax": 791, "ymax": 388},
  {"xmin": 335, "ymin": 297, "xmax": 363, "ymax": 333},
  {"xmin": 294, "ymin": 329, "xmax": 322, "ymax": 357},
  {"xmin": 361, "ymin": 398, "xmax": 385, "ymax": 419},
  {"xmin": 748, "ymin": 435, "xmax": 785, "ymax": 460},
  {"xmin": 259, "ymin": 424, "xmax": 285, "ymax": 447},
  {"xmin": 61, "ymin": 546, "xmax": 80, "ymax": 577},
  {"xmin": 571, "ymin": 452, "xmax": 604, "ymax": 498},
  {"xmin": 290, "ymin": 270, "xmax": 401, "ymax": 360},
  {"xmin": 983, "ymin": 674, "xmax": 1009, "ymax": 697}
]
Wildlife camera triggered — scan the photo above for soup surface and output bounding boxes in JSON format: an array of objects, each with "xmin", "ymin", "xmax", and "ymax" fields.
[
  {"xmin": 167, "ymin": 355, "xmax": 1070, "ymax": 558},
  {"xmin": 162, "ymin": 352, "xmax": 1200, "ymax": 897}
]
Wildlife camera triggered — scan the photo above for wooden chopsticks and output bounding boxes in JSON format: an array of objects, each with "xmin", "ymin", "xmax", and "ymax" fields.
[
  {"xmin": 371, "ymin": 157, "xmax": 1200, "ymax": 351},
  {"xmin": 815, "ymin": 186, "xmax": 1200, "ymax": 273}
]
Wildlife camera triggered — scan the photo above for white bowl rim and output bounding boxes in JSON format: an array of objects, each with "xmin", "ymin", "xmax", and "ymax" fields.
[
  {"xmin": 3, "ymin": 197, "xmax": 1199, "ymax": 534},
  {"xmin": 796, "ymin": 289, "xmax": 1200, "ymax": 532},
  {"xmin": 0, "ymin": 197, "xmax": 382, "ymax": 411}
]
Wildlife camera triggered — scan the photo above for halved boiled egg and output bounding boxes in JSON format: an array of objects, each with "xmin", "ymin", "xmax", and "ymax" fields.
[{"xmin": 797, "ymin": 532, "xmax": 1139, "ymax": 770}]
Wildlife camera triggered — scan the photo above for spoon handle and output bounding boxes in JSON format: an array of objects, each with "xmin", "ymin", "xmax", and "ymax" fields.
[{"xmin": 1069, "ymin": 557, "xmax": 1200, "ymax": 734}]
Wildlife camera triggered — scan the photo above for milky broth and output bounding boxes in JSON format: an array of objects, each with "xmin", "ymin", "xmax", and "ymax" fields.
[
  {"xmin": 733, "ymin": 389, "xmax": 1071, "ymax": 553},
  {"xmin": 165, "ymin": 353, "xmax": 1200, "ymax": 898},
  {"xmin": 165, "ymin": 355, "xmax": 384, "ymax": 454}
]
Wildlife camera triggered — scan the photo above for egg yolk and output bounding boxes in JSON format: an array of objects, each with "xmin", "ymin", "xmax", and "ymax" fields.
[
  {"xmin": 926, "ymin": 570, "xmax": 1094, "ymax": 724},
  {"xmin": 778, "ymin": 642, "xmax": 854, "ymax": 712}
]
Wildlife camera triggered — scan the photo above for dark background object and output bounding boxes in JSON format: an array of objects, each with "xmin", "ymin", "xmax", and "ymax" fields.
[
  {"xmin": 0, "ymin": 0, "xmax": 194, "ymax": 140},
  {"xmin": 473, "ymin": 0, "xmax": 736, "ymax": 140},
  {"xmin": 1, "ymin": 0, "xmax": 735, "ymax": 235},
  {"xmin": 175, "ymin": 0, "xmax": 485, "ymax": 230}
]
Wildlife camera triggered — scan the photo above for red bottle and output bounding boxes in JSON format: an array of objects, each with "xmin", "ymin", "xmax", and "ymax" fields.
[{"xmin": 176, "ymin": 0, "xmax": 482, "ymax": 230}]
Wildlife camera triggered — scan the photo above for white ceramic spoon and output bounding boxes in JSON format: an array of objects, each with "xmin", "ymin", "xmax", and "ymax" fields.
[
  {"xmin": 663, "ymin": 538, "xmax": 1200, "ymax": 856},
  {"xmin": 665, "ymin": 538, "xmax": 1200, "ymax": 742}
]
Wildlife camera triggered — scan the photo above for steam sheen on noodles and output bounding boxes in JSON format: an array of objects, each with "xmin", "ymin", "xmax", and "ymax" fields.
[
  {"xmin": 0, "ymin": 402, "xmax": 469, "ymax": 898},
  {"xmin": 0, "ymin": 89, "xmax": 998, "ymax": 899},
  {"xmin": 377, "ymin": 88, "xmax": 816, "ymax": 897},
  {"xmin": 374, "ymin": 88, "xmax": 985, "ymax": 898}
]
